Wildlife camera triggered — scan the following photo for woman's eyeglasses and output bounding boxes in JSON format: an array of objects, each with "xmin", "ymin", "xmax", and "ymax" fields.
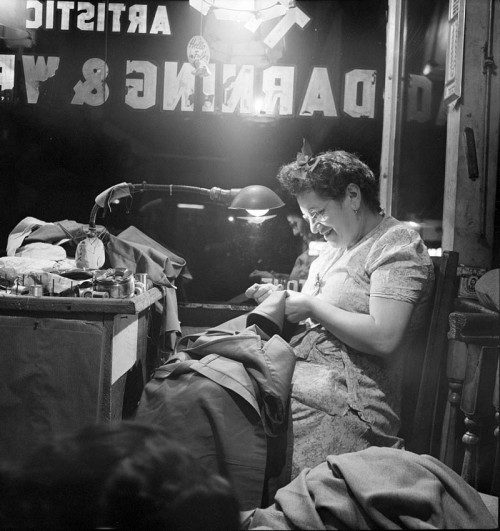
[{"xmin": 303, "ymin": 206, "xmax": 328, "ymax": 225}]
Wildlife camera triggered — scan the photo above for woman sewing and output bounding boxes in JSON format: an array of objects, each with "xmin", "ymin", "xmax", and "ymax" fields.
[
  {"xmin": 247, "ymin": 204, "xmax": 323, "ymax": 290},
  {"xmin": 246, "ymin": 146, "xmax": 435, "ymax": 477}
]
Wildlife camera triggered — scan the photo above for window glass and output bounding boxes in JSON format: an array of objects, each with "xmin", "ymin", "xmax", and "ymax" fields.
[
  {"xmin": 396, "ymin": 0, "xmax": 448, "ymax": 254},
  {"xmin": 0, "ymin": 0, "xmax": 388, "ymax": 302}
]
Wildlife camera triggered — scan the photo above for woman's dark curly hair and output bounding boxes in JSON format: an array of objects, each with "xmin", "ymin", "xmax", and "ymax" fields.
[{"xmin": 277, "ymin": 150, "xmax": 382, "ymax": 214}]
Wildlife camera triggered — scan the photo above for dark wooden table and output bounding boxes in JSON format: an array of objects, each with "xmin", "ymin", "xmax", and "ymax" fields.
[{"xmin": 0, "ymin": 287, "xmax": 163, "ymax": 463}]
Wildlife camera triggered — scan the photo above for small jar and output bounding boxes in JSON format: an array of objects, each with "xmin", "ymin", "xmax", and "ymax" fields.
[{"xmin": 29, "ymin": 285, "xmax": 44, "ymax": 297}]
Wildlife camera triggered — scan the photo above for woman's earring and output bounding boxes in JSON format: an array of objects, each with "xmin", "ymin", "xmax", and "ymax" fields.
[{"xmin": 353, "ymin": 208, "xmax": 358, "ymax": 214}]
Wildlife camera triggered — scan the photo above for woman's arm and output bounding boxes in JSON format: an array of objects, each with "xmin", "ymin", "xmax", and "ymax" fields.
[{"xmin": 285, "ymin": 291, "xmax": 414, "ymax": 357}]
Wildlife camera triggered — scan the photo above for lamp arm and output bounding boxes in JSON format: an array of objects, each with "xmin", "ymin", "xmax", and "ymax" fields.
[
  {"xmin": 89, "ymin": 203, "xmax": 102, "ymax": 231},
  {"xmin": 88, "ymin": 182, "xmax": 242, "ymax": 230},
  {"xmin": 128, "ymin": 183, "xmax": 240, "ymax": 203}
]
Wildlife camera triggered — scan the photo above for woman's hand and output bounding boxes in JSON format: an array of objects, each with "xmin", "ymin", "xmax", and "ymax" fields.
[
  {"xmin": 284, "ymin": 290, "xmax": 314, "ymax": 322},
  {"xmin": 248, "ymin": 269, "xmax": 271, "ymax": 280},
  {"xmin": 245, "ymin": 282, "xmax": 283, "ymax": 304}
]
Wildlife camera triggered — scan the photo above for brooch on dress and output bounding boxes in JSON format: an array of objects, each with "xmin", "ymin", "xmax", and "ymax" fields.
[{"xmin": 313, "ymin": 272, "xmax": 325, "ymax": 295}]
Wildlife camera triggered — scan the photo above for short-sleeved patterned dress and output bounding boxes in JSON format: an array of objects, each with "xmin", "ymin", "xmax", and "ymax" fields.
[{"xmin": 289, "ymin": 215, "xmax": 434, "ymax": 478}]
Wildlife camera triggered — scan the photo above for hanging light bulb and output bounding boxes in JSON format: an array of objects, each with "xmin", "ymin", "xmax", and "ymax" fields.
[
  {"xmin": 236, "ymin": 214, "xmax": 277, "ymax": 224},
  {"xmin": 246, "ymin": 209, "xmax": 269, "ymax": 216}
]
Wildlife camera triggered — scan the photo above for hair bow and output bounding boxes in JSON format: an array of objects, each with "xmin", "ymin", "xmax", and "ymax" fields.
[{"xmin": 294, "ymin": 138, "xmax": 319, "ymax": 179}]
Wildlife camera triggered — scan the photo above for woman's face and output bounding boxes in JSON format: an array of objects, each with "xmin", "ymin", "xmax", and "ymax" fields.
[{"xmin": 297, "ymin": 189, "xmax": 356, "ymax": 247}]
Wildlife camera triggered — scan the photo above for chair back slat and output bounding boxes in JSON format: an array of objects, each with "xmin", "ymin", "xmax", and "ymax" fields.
[{"xmin": 404, "ymin": 250, "xmax": 459, "ymax": 455}]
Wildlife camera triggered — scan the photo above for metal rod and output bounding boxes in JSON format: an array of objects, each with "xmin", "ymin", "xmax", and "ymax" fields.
[
  {"xmin": 88, "ymin": 183, "xmax": 238, "ymax": 228},
  {"xmin": 480, "ymin": 0, "xmax": 495, "ymax": 239}
]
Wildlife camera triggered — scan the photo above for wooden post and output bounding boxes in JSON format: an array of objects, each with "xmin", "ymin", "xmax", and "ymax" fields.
[
  {"xmin": 492, "ymin": 360, "xmax": 499, "ymax": 495},
  {"xmin": 460, "ymin": 345, "xmax": 499, "ymax": 490},
  {"xmin": 379, "ymin": 0, "xmax": 407, "ymax": 217},
  {"xmin": 442, "ymin": 0, "xmax": 500, "ymax": 268},
  {"xmin": 440, "ymin": 339, "xmax": 467, "ymax": 471}
]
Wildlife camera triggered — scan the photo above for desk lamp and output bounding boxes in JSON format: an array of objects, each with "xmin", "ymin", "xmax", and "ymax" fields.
[{"xmin": 76, "ymin": 182, "xmax": 284, "ymax": 269}]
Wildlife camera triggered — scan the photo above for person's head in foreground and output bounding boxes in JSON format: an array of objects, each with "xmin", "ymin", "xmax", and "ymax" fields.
[
  {"xmin": 0, "ymin": 421, "xmax": 240, "ymax": 530},
  {"xmin": 277, "ymin": 145, "xmax": 382, "ymax": 249}
]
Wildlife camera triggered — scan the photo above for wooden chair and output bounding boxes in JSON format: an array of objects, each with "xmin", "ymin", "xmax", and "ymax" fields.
[
  {"xmin": 440, "ymin": 301, "xmax": 500, "ymax": 496},
  {"xmin": 401, "ymin": 250, "xmax": 460, "ymax": 456},
  {"xmin": 399, "ymin": 249, "xmax": 498, "ymax": 519}
]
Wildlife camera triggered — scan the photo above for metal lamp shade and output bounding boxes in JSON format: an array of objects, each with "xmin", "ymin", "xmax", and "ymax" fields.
[{"xmin": 229, "ymin": 185, "xmax": 284, "ymax": 211}]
